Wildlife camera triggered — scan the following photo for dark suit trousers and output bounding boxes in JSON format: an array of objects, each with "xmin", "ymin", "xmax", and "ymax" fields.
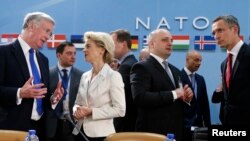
[
  {"xmin": 46, "ymin": 119, "xmax": 76, "ymax": 141},
  {"xmin": 31, "ymin": 116, "xmax": 46, "ymax": 141}
]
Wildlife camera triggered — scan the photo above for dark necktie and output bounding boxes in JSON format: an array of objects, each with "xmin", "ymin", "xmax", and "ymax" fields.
[
  {"xmin": 29, "ymin": 49, "xmax": 43, "ymax": 115},
  {"xmin": 62, "ymin": 69, "xmax": 69, "ymax": 100},
  {"xmin": 163, "ymin": 61, "xmax": 175, "ymax": 87},
  {"xmin": 226, "ymin": 53, "xmax": 232, "ymax": 90},
  {"xmin": 55, "ymin": 69, "xmax": 69, "ymax": 117},
  {"xmin": 190, "ymin": 73, "xmax": 197, "ymax": 98}
]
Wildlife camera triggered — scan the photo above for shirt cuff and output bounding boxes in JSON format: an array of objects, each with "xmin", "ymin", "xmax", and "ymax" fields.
[
  {"xmin": 172, "ymin": 90, "xmax": 177, "ymax": 100},
  {"xmin": 16, "ymin": 88, "xmax": 22, "ymax": 105}
]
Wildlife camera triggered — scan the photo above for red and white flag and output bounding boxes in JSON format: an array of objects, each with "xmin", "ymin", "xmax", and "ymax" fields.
[
  {"xmin": 47, "ymin": 34, "xmax": 66, "ymax": 48},
  {"xmin": 172, "ymin": 35, "xmax": 189, "ymax": 50},
  {"xmin": 1, "ymin": 34, "xmax": 19, "ymax": 43}
]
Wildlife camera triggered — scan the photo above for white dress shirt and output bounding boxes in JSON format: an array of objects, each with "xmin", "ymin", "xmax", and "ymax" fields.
[{"xmin": 17, "ymin": 36, "xmax": 42, "ymax": 120}]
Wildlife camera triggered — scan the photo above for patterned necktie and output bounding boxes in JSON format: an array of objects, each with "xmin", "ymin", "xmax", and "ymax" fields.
[
  {"xmin": 29, "ymin": 49, "xmax": 43, "ymax": 115},
  {"xmin": 226, "ymin": 53, "xmax": 232, "ymax": 90},
  {"xmin": 162, "ymin": 61, "xmax": 175, "ymax": 87},
  {"xmin": 61, "ymin": 69, "xmax": 69, "ymax": 100}
]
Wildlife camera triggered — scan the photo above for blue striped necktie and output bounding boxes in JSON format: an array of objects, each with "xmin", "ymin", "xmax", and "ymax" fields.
[{"xmin": 29, "ymin": 49, "xmax": 43, "ymax": 115}]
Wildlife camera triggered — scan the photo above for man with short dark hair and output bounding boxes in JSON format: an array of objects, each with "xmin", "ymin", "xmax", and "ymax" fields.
[
  {"xmin": 111, "ymin": 29, "xmax": 138, "ymax": 132},
  {"xmin": 212, "ymin": 15, "xmax": 250, "ymax": 126},
  {"xmin": 46, "ymin": 42, "xmax": 83, "ymax": 141}
]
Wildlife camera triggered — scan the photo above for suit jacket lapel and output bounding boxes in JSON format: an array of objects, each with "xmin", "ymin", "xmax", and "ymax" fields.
[
  {"xmin": 36, "ymin": 51, "xmax": 45, "ymax": 82},
  {"xmin": 51, "ymin": 67, "xmax": 59, "ymax": 88},
  {"xmin": 168, "ymin": 64, "xmax": 178, "ymax": 88},
  {"xmin": 232, "ymin": 59, "xmax": 239, "ymax": 79},
  {"xmin": 121, "ymin": 54, "xmax": 134, "ymax": 64},
  {"xmin": 182, "ymin": 69, "xmax": 192, "ymax": 89},
  {"xmin": 231, "ymin": 43, "xmax": 246, "ymax": 80},
  {"xmin": 150, "ymin": 56, "xmax": 176, "ymax": 88},
  {"xmin": 69, "ymin": 68, "xmax": 78, "ymax": 108},
  {"xmin": 195, "ymin": 75, "xmax": 200, "ymax": 99},
  {"xmin": 88, "ymin": 74, "xmax": 104, "ymax": 94},
  {"xmin": 12, "ymin": 40, "xmax": 30, "ymax": 80},
  {"xmin": 221, "ymin": 59, "xmax": 230, "ymax": 99}
]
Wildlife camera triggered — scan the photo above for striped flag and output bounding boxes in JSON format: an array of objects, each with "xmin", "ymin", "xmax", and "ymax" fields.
[
  {"xmin": 172, "ymin": 35, "xmax": 189, "ymax": 50},
  {"xmin": 194, "ymin": 35, "xmax": 216, "ymax": 50},
  {"xmin": 1, "ymin": 34, "xmax": 19, "ymax": 43},
  {"xmin": 71, "ymin": 35, "xmax": 84, "ymax": 48},
  {"xmin": 47, "ymin": 34, "xmax": 66, "ymax": 48},
  {"xmin": 131, "ymin": 35, "xmax": 139, "ymax": 49},
  {"xmin": 143, "ymin": 35, "xmax": 149, "ymax": 48}
]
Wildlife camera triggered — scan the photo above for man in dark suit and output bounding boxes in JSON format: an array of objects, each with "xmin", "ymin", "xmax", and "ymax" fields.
[
  {"xmin": 111, "ymin": 29, "xmax": 138, "ymax": 132},
  {"xmin": 212, "ymin": 83, "xmax": 225, "ymax": 125},
  {"xmin": 46, "ymin": 42, "xmax": 83, "ymax": 141},
  {"xmin": 180, "ymin": 50, "xmax": 211, "ymax": 141},
  {"xmin": 130, "ymin": 28, "xmax": 193, "ymax": 141},
  {"xmin": 212, "ymin": 15, "xmax": 250, "ymax": 126},
  {"xmin": 0, "ymin": 12, "xmax": 63, "ymax": 141}
]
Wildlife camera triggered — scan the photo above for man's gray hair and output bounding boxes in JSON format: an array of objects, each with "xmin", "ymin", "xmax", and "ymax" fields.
[
  {"xmin": 22, "ymin": 11, "xmax": 55, "ymax": 29},
  {"xmin": 212, "ymin": 15, "xmax": 240, "ymax": 35}
]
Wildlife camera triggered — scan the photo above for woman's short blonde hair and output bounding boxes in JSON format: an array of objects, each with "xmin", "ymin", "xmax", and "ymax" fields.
[{"xmin": 84, "ymin": 31, "xmax": 114, "ymax": 64}]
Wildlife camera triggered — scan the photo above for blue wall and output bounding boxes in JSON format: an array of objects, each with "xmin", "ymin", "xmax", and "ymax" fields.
[{"xmin": 1, "ymin": 0, "xmax": 250, "ymax": 124}]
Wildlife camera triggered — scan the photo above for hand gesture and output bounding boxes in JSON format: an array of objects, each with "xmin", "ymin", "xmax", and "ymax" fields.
[
  {"xmin": 20, "ymin": 77, "xmax": 47, "ymax": 98},
  {"xmin": 51, "ymin": 80, "xmax": 64, "ymax": 104}
]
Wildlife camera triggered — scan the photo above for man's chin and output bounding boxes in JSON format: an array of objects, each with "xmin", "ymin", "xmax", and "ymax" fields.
[{"xmin": 218, "ymin": 44, "xmax": 226, "ymax": 48}]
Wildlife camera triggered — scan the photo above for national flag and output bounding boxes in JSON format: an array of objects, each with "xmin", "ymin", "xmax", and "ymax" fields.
[
  {"xmin": 172, "ymin": 35, "xmax": 189, "ymax": 50},
  {"xmin": 1, "ymin": 34, "xmax": 19, "ymax": 43},
  {"xmin": 143, "ymin": 35, "xmax": 149, "ymax": 48},
  {"xmin": 47, "ymin": 34, "xmax": 66, "ymax": 48},
  {"xmin": 71, "ymin": 35, "xmax": 84, "ymax": 48},
  {"xmin": 131, "ymin": 35, "xmax": 138, "ymax": 49},
  {"xmin": 194, "ymin": 35, "xmax": 216, "ymax": 50}
]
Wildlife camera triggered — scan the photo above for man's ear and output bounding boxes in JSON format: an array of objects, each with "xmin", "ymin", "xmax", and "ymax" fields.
[
  {"xmin": 148, "ymin": 40, "xmax": 154, "ymax": 48},
  {"xmin": 56, "ymin": 53, "xmax": 60, "ymax": 58},
  {"xmin": 122, "ymin": 41, "xmax": 128, "ymax": 49},
  {"xmin": 27, "ymin": 22, "xmax": 35, "ymax": 31}
]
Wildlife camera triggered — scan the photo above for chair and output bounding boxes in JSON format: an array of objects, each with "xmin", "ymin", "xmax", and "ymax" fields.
[
  {"xmin": 192, "ymin": 127, "xmax": 208, "ymax": 141},
  {"xmin": 0, "ymin": 130, "xmax": 28, "ymax": 141},
  {"xmin": 104, "ymin": 132, "xmax": 166, "ymax": 141}
]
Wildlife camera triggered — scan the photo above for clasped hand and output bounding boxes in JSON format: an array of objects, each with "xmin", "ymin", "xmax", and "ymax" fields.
[
  {"xmin": 73, "ymin": 106, "xmax": 92, "ymax": 120},
  {"xmin": 176, "ymin": 84, "xmax": 193, "ymax": 103}
]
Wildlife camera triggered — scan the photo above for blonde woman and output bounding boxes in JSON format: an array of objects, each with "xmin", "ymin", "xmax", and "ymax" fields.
[{"xmin": 73, "ymin": 31, "xmax": 126, "ymax": 141}]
